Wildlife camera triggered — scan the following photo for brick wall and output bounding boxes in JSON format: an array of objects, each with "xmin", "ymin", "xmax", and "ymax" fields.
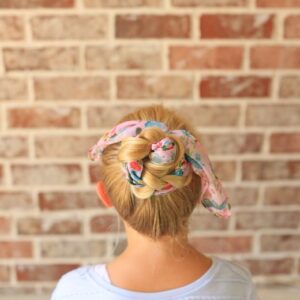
[{"xmin": 0, "ymin": 0, "xmax": 299, "ymax": 296}]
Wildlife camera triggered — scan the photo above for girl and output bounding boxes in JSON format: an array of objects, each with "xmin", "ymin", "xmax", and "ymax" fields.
[{"xmin": 51, "ymin": 105, "xmax": 260, "ymax": 300}]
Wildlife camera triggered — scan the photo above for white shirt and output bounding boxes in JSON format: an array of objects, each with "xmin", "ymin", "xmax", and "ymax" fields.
[{"xmin": 51, "ymin": 256, "xmax": 261, "ymax": 300}]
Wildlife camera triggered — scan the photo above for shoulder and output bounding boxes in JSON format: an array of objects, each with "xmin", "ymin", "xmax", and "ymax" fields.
[
  {"xmin": 51, "ymin": 265, "xmax": 96, "ymax": 300},
  {"xmin": 214, "ymin": 257, "xmax": 253, "ymax": 283}
]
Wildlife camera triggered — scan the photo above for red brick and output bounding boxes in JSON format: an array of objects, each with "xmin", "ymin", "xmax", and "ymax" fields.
[
  {"xmin": 87, "ymin": 105, "xmax": 138, "ymax": 128},
  {"xmin": 40, "ymin": 240, "xmax": 106, "ymax": 258},
  {"xmin": 31, "ymin": 15, "xmax": 108, "ymax": 40},
  {"xmin": 11, "ymin": 164, "xmax": 83, "ymax": 186},
  {"xmin": 261, "ymin": 234, "xmax": 300, "ymax": 252},
  {"xmin": 200, "ymin": 76, "xmax": 270, "ymax": 98},
  {"xmin": 0, "ymin": 266, "xmax": 10, "ymax": 282},
  {"xmin": 236, "ymin": 211, "xmax": 300, "ymax": 229},
  {"xmin": 89, "ymin": 164, "xmax": 101, "ymax": 183},
  {"xmin": 246, "ymin": 104, "xmax": 300, "ymax": 127},
  {"xmin": 176, "ymin": 105, "xmax": 240, "ymax": 127},
  {"xmin": 0, "ymin": 217, "xmax": 10, "ymax": 235},
  {"xmin": 265, "ymin": 187, "xmax": 300, "ymax": 205},
  {"xmin": 201, "ymin": 14, "xmax": 273, "ymax": 39},
  {"xmin": 285, "ymin": 15, "xmax": 300, "ymax": 39},
  {"xmin": 34, "ymin": 76, "xmax": 109, "ymax": 100},
  {"xmin": 0, "ymin": 166, "xmax": 3, "ymax": 186},
  {"xmin": 0, "ymin": 78, "xmax": 27, "ymax": 101},
  {"xmin": 16, "ymin": 264, "xmax": 78, "ymax": 282},
  {"xmin": 17, "ymin": 217, "xmax": 82, "ymax": 235},
  {"xmin": 84, "ymin": 0, "xmax": 162, "ymax": 7},
  {"xmin": 170, "ymin": 46, "xmax": 243, "ymax": 70},
  {"xmin": 0, "ymin": 0, "xmax": 74, "ymax": 8},
  {"xmin": 190, "ymin": 213, "xmax": 229, "ymax": 231},
  {"xmin": 90, "ymin": 215, "xmax": 121, "ymax": 233},
  {"xmin": 242, "ymin": 160, "xmax": 300, "ymax": 181},
  {"xmin": 0, "ymin": 136, "xmax": 28, "ymax": 158},
  {"xmin": 257, "ymin": 0, "xmax": 300, "ymax": 7},
  {"xmin": 0, "ymin": 16, "xmax": 24, "ymax": 41},
  {"xmin": 117, "ymin": 75, "xmax": 193, "ymax": 99},
  {"xmin": 38, "ymin": 191, "xmax": 101, "ymax": 210},
  {"xmin": 0, "ymin": 242, "xmax": 32, "ymax": 258},
  {"xmin": 280, "ymin": 76, "xmax": 300, "ymax": 98},
  {"xmin": 212, "ymin": 161, "xmax": 236, "ymax": 182},
  {"xmin": 201, "ymin": 133, "xmax": 263, "ymax": 154},
  {"xmin": 172, "ymin": 0, "xmax": 247, "ymax": 6},
  {"xmin": 4, "ymin": 47, "xmax": 79, "ymax": 71},
  {"xmin": 226, "ymin": 187, "xmax": 259, "ymax": 206},
  {"xmin": 35, "ymin": 135, "xmax": 98, "ymax": 158},
  {"xmin": 0, "ymin": 191, "xmax": 33, "ymax": 210},
  {"xmin": 7, "ymin": 107, "xmax": 80, "ymax": 129},
  {"xmin": 270, "ymin": 133, "xmax": 300, "ymax": 153},
  {"xmin": 190, "ymin": 236, "xmax": 252, "ymax": 253},
  {"xmin": 116, "ymin": 15, "xmax": 190, "ymax": 38},
  {"xmin": 85, "ymin": 45, "xmax": 162, "ymax": 70},
  {"xmin": 251, "ymin": 46, "xmax": 300, "ymax": 69}
]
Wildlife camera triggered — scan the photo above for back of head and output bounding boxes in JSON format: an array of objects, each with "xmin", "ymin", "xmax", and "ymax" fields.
[{"xmin": 100, "ymin": 105, "xmax": 202, "ymax": 240}]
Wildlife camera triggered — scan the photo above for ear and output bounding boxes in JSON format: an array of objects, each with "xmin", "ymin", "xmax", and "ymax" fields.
[{"xmin": 96, "ymin": 181, "xmax": 113, "ymax": 208}]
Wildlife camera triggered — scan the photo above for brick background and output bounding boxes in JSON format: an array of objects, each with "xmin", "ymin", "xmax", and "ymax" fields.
[{"xmin": 0, "ymin": 0, "xmax": 299, "ymax": 296}]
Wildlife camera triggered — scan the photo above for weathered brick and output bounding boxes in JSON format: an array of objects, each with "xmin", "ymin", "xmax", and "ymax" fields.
[
  {"xmin": 189, "ymin": 212, "xmax": 229, "ymax": 231},
  {"xmin": 0, "ymin": 266, "xmax": 10, "ymax": 282},
  {"xmin": 201, "ymin": 133, "xmax": 263, "ymax": 154},
  {"xmin": 190, "ymin": 236, "xmax": 252, "ymax": 253},
  {"xmin": 200, "ymin": 14, "xmax": 273, "ymax": 39},
  {"xmin": 90, "ymin": 215, "xmax": 122, "ymax": 233},
  {"xmin": 270, "ymin": 133, "xmax": 300, "ymax": 153},
  {"xmin": 87, "ymin": 105, "xmax": 138, "ymax": 128},
  {"xmin": 11, "ymin": 164, "xmax": 83, "ymax": 186},
  {"xmin": 213, "ymin": 161, "xmax": 236, "ymax": 182},
  {"xmin": 242, "ymin": 160, "xmax": 300, "ymax": 181},
  {"xmin": 169, "ymin": 46, "xmax": 243, "ymax": 70},
  {"xmin": 265, "ymin": 187, "xmax": 300, "ymax": 205},
  {"xmin": 0, "ymin": 192, "xmax": 33, "ymax": 210},
  {"xmin": 16, "ymin": 264, "xmax": 78, "ymax": 282},
  {"xmin": 261, "ymin": 234, "xmax": 300, "ymax": 252},
  {"xmin": 0, "ymin": 0, "xmax": 74, "ymax": 8},
  {"xmin": 0, "ymin": 242, "xmax": 32, "ymax": 258},
  {"xmin": 200, "ymin": 76, "xmax": 271, "ymax": 98},
  {"xmin": 38, "ymin": 191, "xmax": 101, "ymax": 210},
  {"xmin": 4, "ymin": 47, "xmax": 79, "ymax": 71},
  {"xmin": 86, "ymin": 46, "xmax": 162, "ymax": 70},
  {"xmin": 0, "ymin": 136, "xmax": 28, "ymax": 158},
  {"xmin": 0, "ymin": 16, "xmax": 24, "ymax": 40},
  {"xmin": 40, "ymin": 240, "xmax": 106, "ymax": 257},
  {"xmin": 117, "ymin": 75, "xmax": 193, "ymax": 99},
  {"xmin": 7, "ymin": 107, "xmax": 80, "ymax": 129},
  {"xmin": 239, "ymin": 258, "xmax": 294, "ymax": 275},
  {"xmin": 0, "ymin": 78, "xmax": 27, "ymax": 101},
  {"xmin": 257, "ymin": 0, "xmax": 300, "ymax": 7},
  {"xmin": 31, "ymin": 15, "xmax": 108, "ymax": 40},
  {"xmin": 175, "ymin": 105, "xmax": 240, "ymax": 127},
  {"xmin": 89, "ymin": 164, "xmax": 102, "ymax": 183},
  {"xmin": 0, "ymin": 217, "xmax": 10, "ymax": 235},
  {"xmin": 35, "ymin": 135, "xmax": 98, "ymax": 158},
  {"xmin": 84, "ymin": 0, "xmax": 162, "ymax": 7},
  {"xmin": 226, "ymin": 186, "xmax": 259, "ymax": 206},
  {"xmin": 116, "ymin": 15, "xmax": 190, "ymax": 38},
  {"xmin": 279, "ymin": 76, "xmax": 300, "ymax": 98},
  {"xmin": 172, "ymin": 0, "xmax": 246, "ymax": 6},
  {"xmin": 246, "ymin": 104, "xmax": 300, "ymax": 127},
  {"xmin": 236, "ymin": 211, "xmax": 300, "ymax": 229},
  {"xmin": 285, "ymin": 15, "xmax": 300, "ymax": 38},
  {"xmin": 251, "ymin": 46, "xmax": 300, "ymax": 69},
  {"xmin": 17, "ymin": 217, "xmax": 82, "ymax": 235},
  {"xmin": 34, "ymin": 77, "xmax": 109, "ymax": 100},
  {"xmin": 0, "ymin": 166, "xmax": 3, "ymax": 186}
]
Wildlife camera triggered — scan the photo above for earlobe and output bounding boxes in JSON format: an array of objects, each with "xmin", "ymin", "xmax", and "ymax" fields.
[{"xmin": 96, "ymin": 181, "xmax": 112, "ymax": 208}]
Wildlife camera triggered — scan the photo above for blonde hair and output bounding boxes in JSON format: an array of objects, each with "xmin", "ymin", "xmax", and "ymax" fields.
[{"xmin": 101, "ymin": 105, "xmax": 201, "ymax": 240}]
